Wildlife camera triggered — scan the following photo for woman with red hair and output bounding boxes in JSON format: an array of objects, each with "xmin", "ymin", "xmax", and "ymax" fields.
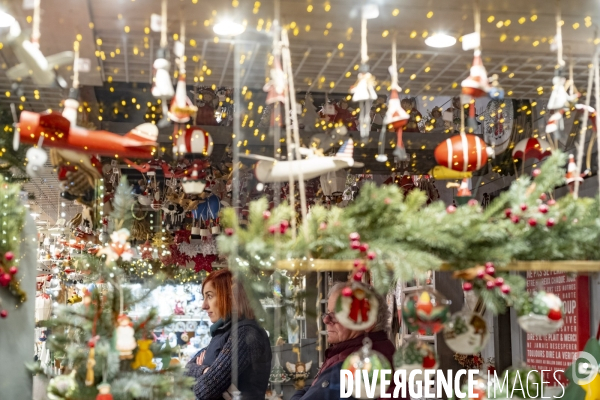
[{"xmin": 185, "ymin": 269, "xmax": 272, "ymax": 399}]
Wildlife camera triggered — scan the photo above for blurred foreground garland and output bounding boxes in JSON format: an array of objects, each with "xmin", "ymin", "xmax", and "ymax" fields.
[{"xmin": 218, "ymin": 151, "xmax": 600, "ymax": 314}]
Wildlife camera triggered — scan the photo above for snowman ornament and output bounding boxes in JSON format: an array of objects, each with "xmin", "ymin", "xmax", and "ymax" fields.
[{"xmin": 443, "ymin": 311, "xmax": 490, "ymax": 355}]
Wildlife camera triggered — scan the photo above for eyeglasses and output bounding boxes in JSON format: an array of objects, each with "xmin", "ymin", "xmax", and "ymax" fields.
[{"xmin": 321, "ymin": 312, "xmax": 338, "ymax": 324}]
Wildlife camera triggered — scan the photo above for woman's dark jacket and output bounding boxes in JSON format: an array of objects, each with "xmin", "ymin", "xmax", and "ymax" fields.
[{"xmin": 185, "ymin": 318, "xmax": 272, "ymax": 400}]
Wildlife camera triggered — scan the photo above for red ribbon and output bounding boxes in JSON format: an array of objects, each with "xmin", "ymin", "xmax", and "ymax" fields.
[{"xmin": 348, "ymin": 297, "xmax": 370, "ymax": 323}]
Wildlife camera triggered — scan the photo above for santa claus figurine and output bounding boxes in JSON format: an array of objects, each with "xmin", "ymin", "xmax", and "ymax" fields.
[
  {"xmin": 565, "ymin": 154, "xmax": 589, "ymax": 193},
  {"xmin": 96, "ymin": 383, "xmax": 113, "ymax": 400},
  {"xmin": 115, "ymin": 315, "xmax": 137, "ymax": 359}
]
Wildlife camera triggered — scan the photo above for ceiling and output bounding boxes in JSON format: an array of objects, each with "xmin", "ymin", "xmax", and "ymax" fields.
[{"xmin": 3, "ymin": 0, "xmax": 600, "ymax": 226}]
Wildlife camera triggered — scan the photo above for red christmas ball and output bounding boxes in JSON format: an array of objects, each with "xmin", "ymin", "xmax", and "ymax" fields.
[
  {"xmin": 485, "ymin": 264, "xmax": 495, "ymax": 276},
  {"xmin": 511, "ymin": 215, "xmax": 520, "ymax": 224},
  {"xmin": 546, "ymin": 218, "xmax": 556, "ymax": 228},
  {"xmin": 548, "ymin": 308, "xmax": 562, "ymax": 321},
  {"xmin": 0, "ymin": 273, "xmax": 11, "ymax": 287},
  {"xmin": 353, "ymin": 259, "xmax": 362, "ymax": 268},
  {"xmin": 463, "ymin": 282, "xmax": 473, "ymax": 291},
  {"xmin": 367, "ymin": 251, "xmax": 376, "ymax": 260},
  {"xmin": 4, "ymin": 252, "xmax": 14, "ymax": 261},
  {"xmin": 532, "ymin": 168, "xmax": 541, "ymax": 177},
  {"xmin": 495, "ymin": 277, "xmax": 504, "ymax": 286},
  {"xmin": 520, "ymin": 204, "xmax": 528, "ymax": 211},
  {"xmin": 280, "ymin": 220, "xmax": 290, "ymax": 229},
  {"xmin": 349, "ymin": 232, "xmax": 360, "ymax": 241},
  {"xmin": 467, "ymin": 199, "xmax": 478, "ymax": 206},
  {"xmin": 504, "ymin": 208, "xmax": 512, "ymax": 218},
  {"xmin": 0, "ymin": 310, "xmax": 7, "ymax": 318},
  {"xmin": 353, "ymin": 272, "xmax": 363, "ymax": 281},
  {"xmin": 350, "ymin": 241, "xmax": 361, "ymax": 250},
  {"xmin": 538, "ymin": 204, "xmax": 548, "ymax": 214},
  {"xmin": 547, "ymin": 199, "xmax": 556, "ymax": 206},
  {"xmin": 359, "ymin": 243, "xmax": 369, "ymax": 253},
  {"xmin": 540, "ymin": 193, "xmax": 548, "ymax": 201},
  {"xmin": 476, "ymin": 270, "xmax": 485, "ymax": 279},
  {"xmin": 262, "ymin": 211, "xmax": 271, "ymax": 220},
  {"xmin": 501, "ymin": 284, "xmax": 511, "ymax": 294},
  {"xmin": 224, "ymin": 228, "xmax": 235, "ymax": 236},
  {"xmin": 342, "ymin": 287, "xmax": 353, "ymax": 297},
  {"xmin": 446, "ymin": 205, "xmax": 457, "ymax": 214},
  {"xmin": 8, "ymin": 266, "xmax": 17, "ymax": 275},
  {"xmin": 279, "ymin": 225, "xmax": 288, "ymax": 234},
  {"xmin": 486, "ymin": 281, "xmax": 496, "ymax": 290},
  {"xmin": 268, "ymin": 225, "xmax": 277, "ymax": 234},
  {"xmin": 528, "ymin": 218, "xmax": 537, "ymax": 227}
]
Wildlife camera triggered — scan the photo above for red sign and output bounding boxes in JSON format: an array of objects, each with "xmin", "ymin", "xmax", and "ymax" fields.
[{"xmin": 525, "ymin": 272, "xmax": 589, "ymax": 386}]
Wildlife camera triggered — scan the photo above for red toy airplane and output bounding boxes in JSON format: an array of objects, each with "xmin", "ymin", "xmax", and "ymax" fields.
[{"xmin": 17, "ymin": 111, "xmax": 159, "ymax": 159}]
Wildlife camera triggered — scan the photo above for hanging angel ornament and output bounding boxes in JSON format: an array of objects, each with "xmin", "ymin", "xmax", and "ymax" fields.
[
  {"xmin": 385, "ymin": 56, "xmax": 410, "ymax": 162},
  {"xmin": 151, "ymin": 0, "xmax": 174, "ymax": 126},
  {"xmin": 263, "ymin": 54, "xmax": 286, "ymax": 127},
  {"xmin": 461, "ymin": 50, "xmax": 489, "ymax": 131},
  {"xmin": 545, "ymin": 71, "xmax": 577, "ymax": 136},
  {"xmin": 168, "ymin": 51, "xmax": 197, "ymax": 124}
]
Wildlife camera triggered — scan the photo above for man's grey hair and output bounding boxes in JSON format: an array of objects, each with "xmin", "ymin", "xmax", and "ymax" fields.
[{"xmin": 329, "ymin": 281, "xmax": 391, "ymax": 334}]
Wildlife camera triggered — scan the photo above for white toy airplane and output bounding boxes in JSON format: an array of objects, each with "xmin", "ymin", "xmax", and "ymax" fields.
[
  {"xmin": 3, "ymin": 19, "xmax": 73, "ymax": 86},
  {"xmin": 245, "ymin": 138, "xmax": 364, "ymax": 183}
]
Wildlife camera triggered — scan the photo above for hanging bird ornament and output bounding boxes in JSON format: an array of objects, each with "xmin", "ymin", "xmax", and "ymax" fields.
[
  {"xmin": 383, "ymin": 38, "xmax": 410, "ymax": 162},
  {"xmin": 351, "ymin": 5, "xmax": 379, "ymax": 141},
  {"xmin": 168, "ymin": 21, "xmax": 197, "ymax": 125}
]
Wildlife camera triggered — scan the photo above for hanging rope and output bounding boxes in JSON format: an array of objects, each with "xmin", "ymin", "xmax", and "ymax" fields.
[
  {"xmin": 473, "ymin": 0, "xmax": 481, "ymax": 44},
  {"xmin": 160, "ymin": 0, "xmax": 168, "ymax": 49},
  {"xmin": 556, "ymin": 0, "xmax": 565, "ymax": 68},
  {"xmin": 73, "ymin": 41, "xmax": 80, "ymax": 89},
  {"xmin": 573, "ymin": 47, "xmax": 598, "ymax": 198},
  {"xmin": 360, "ymin": 16, "xmax": 368, "ymax": 65},
  {"xmin": 32, "ymin": 0, "xmax": 41, "ymax": 47}
]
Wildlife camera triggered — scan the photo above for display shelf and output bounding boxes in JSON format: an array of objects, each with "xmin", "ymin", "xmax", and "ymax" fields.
[{"xmin": 277, "ymin": 259, "xmax": 600, "ymax": 272}]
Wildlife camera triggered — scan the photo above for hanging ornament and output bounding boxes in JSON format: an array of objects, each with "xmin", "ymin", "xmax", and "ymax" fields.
[
  {"xmin": 566, "ymin": 154, "xmax": 589, "ymax": 194},
  {"xmin": 341, "ymin": 337, "xmax": 392, "ymax": 399},
  {"xmin": 384, "ymin": 38, "xmax": 410, "ymax": 162},
  {"xmin": 334, "ymin": 281, "xmax": 378, "ymax": 330},
  {"xmin": 115, "ymin": 314, "xmax": 137, "ymax": 359},
  {"xmin": 393, "ymin": 338, "xmax": 438, "ymax": 376},
  {"xmin": 173, "ymin": 126, "xmax": 214, "ymax": 157},
  {"xmin": 168, "ymin": 22, "xmax": 197, "ymax": 124},
  {"xmin": 443, "ymin": 311, "xmax": 489, "ymax": 355},
  {"xmin": 269, "ymin": 354, "xmax": 290, "ymax": 383},
  {"xmin": 434, "ymin": 132, "xmax": 488, "ymax": 172},
  {"xmin": 182, "ymin": 164, "xmax": 207, "ymax": 194},
  {"xmin": 517, "ymin": 291, "xmax": 564, "ymax": 336},
  {"xmin": 263, "ymin": 54, "xmax": 286, "ymax": 105},
  {"xmin": 85, "ymin": 336, "xmax": 100, "ymax": 386},
  {"xmin": 461, "ymin": 50, "xmax": 490, "ymax": 99},
  {"xmin": 47, "ymin": 370, "xmax": 77, "ymax": 400},
  {"xmin": 132, "ymin": 339, "xmax": 156, "ymax": 370},
  {"xmin": 402, "ymin": 288, "xmax": 450, "ymax": 336},
  {"xmin": 96, "ymin": 382, "xmax": 114, "ymax": 400}
]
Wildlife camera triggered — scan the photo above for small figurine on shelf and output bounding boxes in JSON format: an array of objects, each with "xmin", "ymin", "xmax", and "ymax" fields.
[
  {"xmin": 174, "ymin": 300, "xmax": 186, "ymax": 315},
  {"xmin": 96, "ymin": 382, "xmax": 113, "ymax": 400}
]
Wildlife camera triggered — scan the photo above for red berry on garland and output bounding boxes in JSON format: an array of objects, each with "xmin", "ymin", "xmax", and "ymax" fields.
[
  {"xmin": 262, "ymin": 211, "xmax": 271, "ymax": 220},
  {"xmin": 367, "ymin": 251, "xmax": 376, "ymax": 260},
  {"xmin": 446, "ymin": 205, "xmax": 457, "ymax": 213},
  {"xmin": 520, "ymin": 204, "xmax": 528, "ymax": 211},
  {"xmin": 547, "ymin": 199, "xmax": 556, "ymax": 206},
  {"xmin": 349, "ymin": 232, "xmax": 360, "ymax": 241},
  {"xmin": 485, "ymin": 263, "xmax": 495, "ymax": 276},
  {"xmin": 4, "ymin": 252, "xmax": 14, "ymax": 261},
  {"xmin": 224, "ymin": 228, "xmax": 235, "ymax": 236},
  {"xmin": 532, "ymin": 168, "xmax": 541, "ymax": 177},
  {"xmin": 350, "ymin": 241, "xmax": 361, "ymax": 250},
  {"xmin": 0, "ymin": 310, "xmax": 7, "ymax": 318},
  {"xmin": 540, "ymin": 193, "xmax": 547, "ymax": 201},
  {"xmin": 8, "ymin": 266, "xmax": 17, "ymax": 275},
  {"xmin": 319, "ymin": 222, "xmax": 327, "ymax": 230},
  {"xmin": 359, "ymin": 243, "xmax": 369, "ymax": 253},
  {"xmin": 476, "ymin": 270, "xmax": 485, "ymax": 279},
  {"xmin": 528, "ymin": 218, "xmax": 537, "ymax": 227},
  {"xmin": 280, "ymin": 220, "xmax": 289, "ymax": 229},
  {"xmin": 342, "ymin": 287, "xmax": 353, "ymax": 297},
  {"xmin": 353, "ymin": 259, "xmax": 362, "ymax": 268},
  {"xmin": 353, "ymin": 272, "xmax": 363, "ymax": 281},
  {"xmin": 504, "ymin": 208, "xmax": 512, "ymax": 218},
  {"xmin": 547, "ymin": 308, "xmax": 562, "ymax": 321},
  {"xmin": 279, "ymin": 225, "xmax": 288, "ymax": 234},
  {"xmin": 495, "ymin": 277, "xmax": 504, "ymax": 286},
  {"xmin": 511, "ymin": 215, "xmax": 520, "ymax": 224},
  {"xmin": 467, "ymin": 199, "xmax": 478, "ymax": 206},
  {"xmin": 546, "ymin": 218, "xmax": 556, "ymax": 228},
  {"xmin": 501, "ymin": 284, "xmax": 511, "ymax": 294},
  {"xmin": 538, "ymin": 204, "xmax": 548, "ymax": 214},
  {"xmin": 0, "ymin": 273, "xmax": 10, "ymax": 287},
  {"xmin": 268, "ymin": 225, "xmax": 277, "ymax": 234},
  {"xmin": 463, "ymin": 282, "xmax": 473, "ymax": 291},
  {"xmin": 486, "ymin": 281, "xmax": 496, "ymax": 290}
]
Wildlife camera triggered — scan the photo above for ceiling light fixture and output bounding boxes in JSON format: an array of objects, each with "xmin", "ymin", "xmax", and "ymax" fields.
[
  {"xmin": 213, "ymin": 20, "xmax": 245, "ymax": 36},
  {"xmin": 0, "ymin": 10, "xmax": 15, "ymax": 28},
  {"xmin": 425, "ymin": 33, "xmax": 457, "ymax": 48}
]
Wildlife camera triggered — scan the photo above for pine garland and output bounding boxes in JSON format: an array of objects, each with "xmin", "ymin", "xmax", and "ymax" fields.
[{"xmin": 219, "ymin": 151, "xmax": 600, "ymax": 314}]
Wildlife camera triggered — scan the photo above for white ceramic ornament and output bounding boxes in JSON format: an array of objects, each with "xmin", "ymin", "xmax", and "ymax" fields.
[
  {"xmin": 518, "ymin": 291, "xmax": 564, "ymax": 336},
  {"xmin": 341, "ymin": 338, "xmax": 391, "ymax": 399},
  {"xmin": 334, "ymin": 283, "xmax": 379, "ymax": 330},
  {"xmin": 443, "ymin": 311, "xmax": 489, "ymax": 355}
]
